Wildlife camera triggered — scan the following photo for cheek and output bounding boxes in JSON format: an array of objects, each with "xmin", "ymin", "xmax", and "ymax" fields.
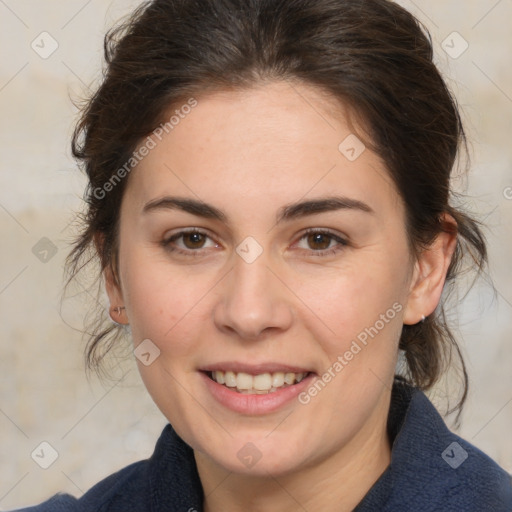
[
  {"xmin": 298, "ymin": 256, "xmax": 407, "ymax": 349},
  {"xmin": 119, "ymin": 248, "xmax": 212, "ymax": 353},
  {"xmin": 291, "ymin": 249, "xmax": 410, "ymax": 411}
]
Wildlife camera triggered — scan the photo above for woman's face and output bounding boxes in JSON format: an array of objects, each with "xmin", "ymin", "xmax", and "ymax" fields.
[{"xmin": 109, "ymin": 80, "xmax": 419, "ymax": 476}]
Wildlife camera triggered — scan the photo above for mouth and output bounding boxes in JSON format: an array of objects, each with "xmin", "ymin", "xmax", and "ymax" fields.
[{"xmin": 204, "ymin": 370, "xmax": 312, "ymax": 395}]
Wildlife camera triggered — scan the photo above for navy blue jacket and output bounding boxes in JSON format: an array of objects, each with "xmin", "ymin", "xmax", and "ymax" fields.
[{"xmin": 16, "ymin": 382, "xmax": 512, "ymax": 511}]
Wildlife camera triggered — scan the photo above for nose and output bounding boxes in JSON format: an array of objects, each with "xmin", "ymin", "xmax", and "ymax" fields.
[{"xmin": 213, "ymin": 252, "xmax": 294, "ymax": 340}]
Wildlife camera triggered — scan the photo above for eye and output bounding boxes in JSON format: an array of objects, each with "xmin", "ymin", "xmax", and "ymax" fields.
[
  {"xmin": 294, "ymin": 228, "xmax": 348, "ymax": 256},
  {"xmin": 161, "ymin": 229, "xmax": 220, "ymax": 255}
]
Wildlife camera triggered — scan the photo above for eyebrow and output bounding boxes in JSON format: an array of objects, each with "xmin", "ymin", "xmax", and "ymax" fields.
[
  {"xmin": 143, "ymin": 196, "xmax": 227, "ymax": 221},
  {"xmin": 142, "ymin": 195, "xmax": 374, "ymax": 223},
  {"xmin": 277, "ymin": 196, "xmax": 374, "ymax": 222}
]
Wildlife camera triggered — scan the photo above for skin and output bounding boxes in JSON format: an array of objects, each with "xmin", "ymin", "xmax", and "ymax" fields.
[{"xmin": 104, "ymin": 80, "xmax": 456, "ymax": 512}]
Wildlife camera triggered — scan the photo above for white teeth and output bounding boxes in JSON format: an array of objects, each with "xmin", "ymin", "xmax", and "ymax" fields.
[
  {"xmin": 253, "ymin": 373, "xmax": 272, "ymax": 391},
  {"xmin": 224, "ymin": 371, "xmax": 237, "ymax": 387},
  {"xmin": 284, "ymin": 372, "xmax": 295, "ymax": 385},
  {"xmin": 236, "ymin": 372, "xmax": 253, "ymax": 390},
  {"xmin": 209, "ymin": 370, "xmax": 309, "ymax": 394},
  {"xmin": 272, "ymin": 372, "xmax": 285, "ymax": 387}
]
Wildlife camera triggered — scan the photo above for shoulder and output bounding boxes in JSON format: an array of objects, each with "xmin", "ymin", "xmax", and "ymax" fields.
[
  {"xmin": 13, "ymin": 460, "xmax": 149, "ymax": 512},
  {"xmin": 12, "ymin": 424, "xmax": 201, "ymax": 512},
  {"xmin": 11, "ymin": 493, "xmax": 81, "ymax": 512},
  {"xmin": 424, "ymin": 425, "xmax": 512, "ymax": 511},
  {"xmin": 383, "ymin": 385, "xmax": 512, "ymax": 511}
]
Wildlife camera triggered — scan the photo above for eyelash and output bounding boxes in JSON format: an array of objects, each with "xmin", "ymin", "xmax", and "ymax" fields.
[
  {"xmin": 161, "ymin": 228, "xmax": 348, "ymax": 257},
  {"xmin": 161, "ymin": 228, "xmax": 219, "ymax": 258},
  {"xmin": 295, "ymin": 228, "xmax": 348, "ymax": 257}
]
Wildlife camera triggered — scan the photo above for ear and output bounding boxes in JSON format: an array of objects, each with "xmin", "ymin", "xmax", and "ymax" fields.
[
  {"xmin": 94, "ymin": 233, "xmax": 128, "ymax": 325},
  {"xmin": 403, "ymin": 214, "xmax": 457, "ymax": 325}
]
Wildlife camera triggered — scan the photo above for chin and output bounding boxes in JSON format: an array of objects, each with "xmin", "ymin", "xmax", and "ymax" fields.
[{"xmin": 191, "ymin": 426, "xmax": 320, "ymax": 478}]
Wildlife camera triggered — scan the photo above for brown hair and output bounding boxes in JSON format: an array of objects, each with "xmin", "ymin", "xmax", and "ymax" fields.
[{"xmin": 67, "ymin": 0, "xmax": 487, "ymax": 413}]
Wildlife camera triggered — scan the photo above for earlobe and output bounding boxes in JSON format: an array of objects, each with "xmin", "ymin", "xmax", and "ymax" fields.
[
  {"xmin": 109, "ymin": 305, "xmax": 127, "ymax": 325},
  {"xmin": 403, "ymin": 215, "xmax": 457, "ymax": 325}
]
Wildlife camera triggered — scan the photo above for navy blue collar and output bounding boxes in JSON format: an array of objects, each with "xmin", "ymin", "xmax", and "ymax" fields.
[{"xmin": 146, "ymin": 381, "xmax": 511, "ymax": 512}]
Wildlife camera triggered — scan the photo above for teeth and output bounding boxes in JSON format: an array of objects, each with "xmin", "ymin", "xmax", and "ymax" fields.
[
  {"xmin": 284, "ymin": 372, "xmax": 295, "ymax": 385},
  {"xmin": 253, "ymin": 373, "xmax": 272, "ymax": 390},
  {"xmin": 272, "ymin": 372, "xmax": 285, "ymax": 387},
  {"xmin": 236, "ymin": 372, "xmax": 253, "ymax": 390},
  {"xmin": 209, "ymin": 370, "xmax": 309, "ymax": 394},
  {"xmin": 224, "ymin": 371, "xmax": 237, "ymax": 387}
]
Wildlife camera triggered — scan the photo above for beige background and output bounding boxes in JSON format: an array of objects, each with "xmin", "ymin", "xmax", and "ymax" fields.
[{"xmin": 0, "ymin": 0, "xmax": 511, "ymax": 509}]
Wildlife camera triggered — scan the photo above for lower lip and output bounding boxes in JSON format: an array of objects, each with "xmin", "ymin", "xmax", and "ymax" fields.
[{"xmin": 200, "ymin": 372, "xmax": 315, "ymax": 415}]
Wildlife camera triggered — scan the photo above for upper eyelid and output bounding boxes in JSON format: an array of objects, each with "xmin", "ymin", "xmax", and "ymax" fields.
[
  {"xmin": 301, "ymin": 227, "xmax": 346, "ymax": 238},
  {"xmin": 298, "ymin": 227, "xmax": 348, "ymax": 243},
  {"xmin": 164, "ymin": 227, "xmax": 213, "ymax": 239}
]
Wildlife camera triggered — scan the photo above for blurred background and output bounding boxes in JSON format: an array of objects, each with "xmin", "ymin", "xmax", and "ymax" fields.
[{"xmin": 0, "ymin": 0, "xmax": 511, "ymax": 509}]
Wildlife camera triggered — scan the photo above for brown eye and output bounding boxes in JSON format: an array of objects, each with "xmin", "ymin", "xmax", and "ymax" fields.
[
  {"xmin": 182, "ymin": 231, "xmax": 207, "ymax": 249},
  {"xmin": 161, "ymin": 229, "xmax": 221, "ymax": 256},
  {"xmin": 294, "ymin": 229, "xmax": 348, "ymax": 256},
  {"xmin": 306, "ymin": 232, "xmax": 332, "ymax": 251}
]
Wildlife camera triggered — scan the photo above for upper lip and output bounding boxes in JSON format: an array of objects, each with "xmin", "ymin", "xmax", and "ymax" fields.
[{"xmin": 200, "ymin": 362, "xmax": 315, "ymax": 375}]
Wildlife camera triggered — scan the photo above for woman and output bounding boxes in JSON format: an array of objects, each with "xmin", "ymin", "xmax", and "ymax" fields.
[{"xmin": 18, "ymin": 0, "xmax": 511, "ymax": 510}]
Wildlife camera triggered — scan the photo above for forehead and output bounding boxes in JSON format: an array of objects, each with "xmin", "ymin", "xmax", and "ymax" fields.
[{"xmin": 125, "ymin": 80, "xmax": 399, "ymax": 217}]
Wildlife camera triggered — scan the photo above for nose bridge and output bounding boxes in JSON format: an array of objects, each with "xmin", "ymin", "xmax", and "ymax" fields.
[
  {"xmin": 213, "ymin": 246, "xmax": 293, "ymax": 339},
  {"xmin": 233, "ymin": 249, "xmax": 274, "ymax": 298}
]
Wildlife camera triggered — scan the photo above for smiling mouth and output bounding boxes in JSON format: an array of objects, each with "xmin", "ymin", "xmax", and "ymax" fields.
[{"xmin": 206, "ymin": 370, "xmax": 311, "ymax": 394}]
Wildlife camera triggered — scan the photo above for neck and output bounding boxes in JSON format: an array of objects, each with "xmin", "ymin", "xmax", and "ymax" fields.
[{"xmin": 196, "ymin": 391, "xmax": 392, "ymax": 512}]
